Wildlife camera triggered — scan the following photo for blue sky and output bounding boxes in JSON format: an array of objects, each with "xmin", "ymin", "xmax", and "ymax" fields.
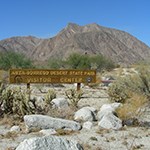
[{"xmin": 0, "ymin": 0, "xmax": 150, "ymax": 46}]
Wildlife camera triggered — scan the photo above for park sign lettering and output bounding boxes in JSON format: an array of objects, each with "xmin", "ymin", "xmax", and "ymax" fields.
[{"xmin": 9, "ymin": 69, "xmax": 96, "ymax": 84}]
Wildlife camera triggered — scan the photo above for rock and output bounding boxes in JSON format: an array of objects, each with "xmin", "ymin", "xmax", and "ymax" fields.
[
  {"xmin": 74, "ymin": 107, "xmax": 96, "ymax": 122},
  {"xmin": 111, "ymin": 103, "xmax": 121, "ymax": 110},
  {"xmin": 16, "ymin": 135, "xmax": 83, "ymax": 150},
  {"xmin": 100, "ymin": 103, "xmax": 121, "ymax": 112},
  {"xmin": 83, "ymin": 106, "xmax": 97, "ymax": 113},
  {"xmin": 30, "ymin": 95, "xmax": 45, "ymax": 109},
  {"xmin": 98, "ymin": 113, "xmax": 122, "ymax": 130},
  {"xmin": 39, "ymin": 129, "xmax": 57, "ymax": 135},
  {"xmin": 51, "ymin": 98, "xmax": 68, "ymax": 109},
  {"xmin": 83, "ymin": 121, "xmax": 93, "ymax": 130},
  {"xmin": 10, "ymin": 126, "xmax": 20, "ymax": 132},
  {"xmin": 97, "ymin": 103, "xmax": 122, "ymax": 130},
  {"xmin": 97, "ymin": 103, "xmax": 121, "ymax": 121},
  {"xmin": 24, "ymin": 115, "xmax": 81, "ymax": 131}
]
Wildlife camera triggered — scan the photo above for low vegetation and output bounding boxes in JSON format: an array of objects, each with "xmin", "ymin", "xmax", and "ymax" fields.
[
  {"xmin": 55, "ymin": 128, "xmax": 77, "ymax": 136},
  {"xmin": 65, "ymin": 88, "xmax": 83, "ymax": 107},
  {"xmin": 108, "ymin": 66, "xmax": 150, "ymax": 103},
  {"xmin": 116, "ymin": 92, "xmax": 148, "ymax": 120},
  {"xmin": 0, "ymin": 51, "xmax": 34, "ymax": 70},
  {"xmin": 108, "ymin": 65, "xmax": 150, "ymax": 120},
  {"xmin": 0, "ymin": 85, "xmax": 78, "ymax": 120},
  {"xmin": 0, "ymin": 86, "xmax": 34, "ymax": 117},
  {"xmin": 47, "ymin": 53, "xmax": 116, "ymax": 71},
  {"xmin": 44, "ymin": 89, "xmax": 56, "ymax": 105}
]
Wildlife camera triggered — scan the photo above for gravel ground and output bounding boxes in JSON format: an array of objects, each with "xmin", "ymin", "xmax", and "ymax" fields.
[{"xmin": 0, "ymin": 84, "xmax": 150, "ymax": 150}]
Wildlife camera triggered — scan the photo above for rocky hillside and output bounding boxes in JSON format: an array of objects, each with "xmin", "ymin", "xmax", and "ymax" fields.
[{"xmin": 0, "ymin": 23, "xmax": 150, "ymax": 65}]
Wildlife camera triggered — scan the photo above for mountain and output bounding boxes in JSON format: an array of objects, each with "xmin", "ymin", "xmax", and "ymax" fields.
[{"xmin": 0, "ymin": 23, "xmax": 150, "ymax": 66}]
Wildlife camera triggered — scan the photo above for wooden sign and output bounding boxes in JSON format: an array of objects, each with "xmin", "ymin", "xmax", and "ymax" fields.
[{"xmin": 9, "ymin": 69, "xmax": 96, "ymax": 84}]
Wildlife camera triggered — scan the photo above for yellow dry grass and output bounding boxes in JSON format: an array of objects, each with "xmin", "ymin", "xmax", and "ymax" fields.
[
  {"xmin": 116, "ymin": 92, "xmax": 148, "ymax": 120},
  {"xmin": 55, "ymin": 129, "xmax": 78, "ymax": 136},
  {"xmin": 0, "ymin": 131, "xmax": 18, "ymax": 140},
  {"xmin": 0, "ymin": 115, "xmax": 22, "ymax": 127}
]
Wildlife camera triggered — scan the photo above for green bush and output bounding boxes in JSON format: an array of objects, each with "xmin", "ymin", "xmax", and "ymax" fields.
[
  {"xmin": 0, "ymin": 51, "xmax": 34, "ymax": 70},
  {"xmin": 90, "ymin": 55, "xmax": 116, "ymax": 71},
  {"xmin": 47, "ymin": 53, "xmax": 116, "ymax": 71},
  {"xmin": 47, "ymin": 58, "xmax": 64, "ymax": 69},
  {"xmin": 66, "ymin": 53, "xmax": 91, "ymax": 69}
]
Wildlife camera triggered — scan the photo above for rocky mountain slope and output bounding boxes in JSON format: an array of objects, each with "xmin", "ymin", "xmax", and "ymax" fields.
[{"xmin": 0, "ymin": 23, "xmax": 150, "ymax": 65}]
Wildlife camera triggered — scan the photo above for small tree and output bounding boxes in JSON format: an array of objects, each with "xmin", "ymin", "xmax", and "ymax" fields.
[
  {"xmin": 47, "ymin": 58, "xmax": 64, "ymax": 69},
  {"xmin": 0, "ymin": 51, "xmax": 34, "ymax": 70},
  {"xmin": 46, "ymin": 52, "xmax": 116, "ymax": 71},
  {"xmin": 91, "ymin": 55, "xmax": 116, "ymax": 71},
  {"xmin": 66, "ymin": 53, "xmax": 91, "ymax": 69}
]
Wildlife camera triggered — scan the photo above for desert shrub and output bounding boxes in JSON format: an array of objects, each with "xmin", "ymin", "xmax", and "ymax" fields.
[
  {"xmin": 137, "ymin": 66, "xmax": 150, "ymax": 98},
  {"xmin": 46, "ymin": 53, "xmax": 116, "ymax": 71},
  {"xmin": 66, "ymin": 53, "xmax": 91, "ymax": 69},
  {"xmin": 0, "ymin": 87, "xmax": 35, "ymax": 117},
  {"xmin": 44, "ymin": 89, "xmax": 56, "ymax": 104},
  {"xmin": 108, "ymin": 68, "xmax": 150, "ymax": 103},
  {"xmin": 90, "ymin": 55, "xmax": 116, "ymax": 71},
  {"xmin": 105, "ymin": 66, "xmax": 150, "ymax": 121},
  {"xmin": 116, "ymin": 92, "xmax": 148, "ymax": 120},
  {"xmin": 66, "ymin": 53, "xmax": 116, "ymax": 71},
  {"xmin": 47, "ymin": 58, "xmax": 64, "ymax": 69},
  {"xmin": 65, "ymin": 88, "xmax": 83, "ymax": 107},
  {"xmin": 108, "ymin": 76, "xmax": 134, "ymax": 103},
  {"xmin": 0, "ymin": 51, "xmax": 34, "ymax": 70},
  {"xmin": 0, "ymin": 83, "xmax": 7, "ymax": 112},
  {"xmin": 0, "ymin": 83, "xmax": 6, "ymax": 96}
]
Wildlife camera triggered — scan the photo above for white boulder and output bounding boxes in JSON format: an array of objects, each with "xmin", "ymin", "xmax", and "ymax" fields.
[
  {"xmin": 97, "ymin": 103, "xmax": 122, "ymax": 130},
  {"xmin": 97, "ymin": 103, "xmax": 121, "ymax": 121},
  {"xmin": 16, "ymin": 135, "xmax": 83, "ymax": 150},
  {"xmin": 51, "ymin": 98, "xmax": 68, "ymax": 109},
  {"xmin": 83, "ymin": 121, "xmax": 93, "ymax": 130},
  {"xmin": 74, "ymin": 107, "xmax": 96, "ymax": 122},
  {"xmin": 98, "ymin": 113, "xmax": 122, "ymax": 130},
  {"xmin": 24, "ymin": 115, "xmax": 81, "ymax": 131}
]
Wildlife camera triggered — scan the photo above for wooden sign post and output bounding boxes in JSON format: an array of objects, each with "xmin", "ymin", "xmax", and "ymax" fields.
[
  {"xmin": 9, "ymin": 69, "xmax": 96, "ymax": 91},
  {"xmin": 77, "ymin": 83, "xmax": 81, "ymax": 91}
]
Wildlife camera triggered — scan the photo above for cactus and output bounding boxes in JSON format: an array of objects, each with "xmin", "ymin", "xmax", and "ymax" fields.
[
  {"xmin": 1, "ymin": 87, "xmax": 14, "ymax": 114},
  {"xmin": 13, "ymin": 88, "xmax": 34, "ymax": 116},
  {"xmin": 0, "ymin": 83, "xmax": 7, "ymax": 107},
  {"xmin": 44, "ymin": 89, "xmax": 56, "ymax": 104},
  {"xmin": 65, "ymin": 89, "xmax": 83, "ymax": 107},
  {"xmin": 0, "ymin": 86, "xmax": 36, "ymax": 118}
]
